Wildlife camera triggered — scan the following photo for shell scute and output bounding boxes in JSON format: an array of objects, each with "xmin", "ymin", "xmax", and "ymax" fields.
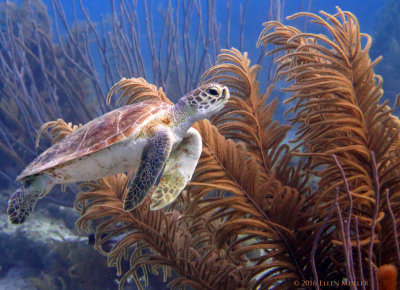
[
  {"xmin": 122, "ymin": 126, "xmax": 135, "ymax": 137},
  {"xmin": 18, "ymin": 99, "xmax": 170, "ymax": 180},
  {"xmin": 106, "ymin": 133, "xmax": 125, "ymax": 146}
]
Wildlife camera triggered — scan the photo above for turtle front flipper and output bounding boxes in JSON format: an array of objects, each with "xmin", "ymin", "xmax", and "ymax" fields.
[
  {"xmin": 151, "ymin": 127, "xmax": 202, "ymax": 210},
  {"xmin": 123, "ymin": 127, "xmax": 173, "ymax": 212},
  {"xmin": 8, "ymin": 188, "xmax": 41, "ymax": 224}
]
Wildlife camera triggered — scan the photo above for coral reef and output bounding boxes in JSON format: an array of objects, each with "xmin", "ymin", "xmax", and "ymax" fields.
[
  {"xmin": 0, "ymin": 3, "xmax": 291, "ymax": 248},
  {"xmin": 35, "ymin": 7, "xmax": 399, "ymax": 289},
  {"xmin": 2, "ymin": 0, "xmax": 399, "ymax": 289},
  {"xmin": 0, "ymin": 208, "xmax": 117, "ymax": 289},
  {"xmin": 0, "ymin": 0, "xmax": 286, "ymax": 287}
]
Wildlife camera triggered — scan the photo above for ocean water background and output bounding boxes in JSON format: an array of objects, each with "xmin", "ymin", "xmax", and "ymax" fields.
[
  {"xmin": 29, "ymin": 0, "xmax": 395, "ymax": 116},
  {"xmin": 28, "ymin": 0, "xmax": 390, "ymax": 93},
  {"xmin": 0, "ymin": 0, "xmax": 397, "ymax": 289}
]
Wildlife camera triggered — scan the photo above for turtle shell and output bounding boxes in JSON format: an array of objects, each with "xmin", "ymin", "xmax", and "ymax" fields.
[{"xmin": 17, "ymin": 99, "xmax": 170, "ymax": 181}]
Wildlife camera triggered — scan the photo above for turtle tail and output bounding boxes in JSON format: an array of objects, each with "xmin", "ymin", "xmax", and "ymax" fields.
[{"xmin": 7, "ymin": 187, "xmax": 40, "ymax": 225}]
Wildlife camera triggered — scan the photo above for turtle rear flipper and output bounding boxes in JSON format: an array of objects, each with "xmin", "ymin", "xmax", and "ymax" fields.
[
  {"xmin": 8, "ymin": 188, "xmax": 40, "ymax": 224},
  {"xmin": 8, "ymin": 175, "xmax": 54, "ymax": 224}
]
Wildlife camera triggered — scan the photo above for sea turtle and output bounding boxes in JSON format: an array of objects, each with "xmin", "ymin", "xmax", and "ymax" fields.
[{"xmin": 8, "ymin": 82, "xmax": 230, "ymax": 224}]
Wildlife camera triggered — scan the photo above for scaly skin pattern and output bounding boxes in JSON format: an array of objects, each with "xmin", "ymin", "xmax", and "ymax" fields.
[
  {"xmin": 8, "ymin": 188, "xmax": 40, "ymax": 224},
  {"xmin": 123, "ymin": 127, "xmax": 173, "ymax": 211}
]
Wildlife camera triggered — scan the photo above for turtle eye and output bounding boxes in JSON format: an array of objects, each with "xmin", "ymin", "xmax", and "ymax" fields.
[{"xmin": 207, "ymin": 88, "xmax": 219, "ymax": 96}]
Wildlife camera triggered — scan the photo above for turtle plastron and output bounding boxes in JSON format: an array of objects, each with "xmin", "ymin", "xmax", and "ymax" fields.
[{"xmin": 150, "ymin": 127, "xmax": 202, "ymax": 210}]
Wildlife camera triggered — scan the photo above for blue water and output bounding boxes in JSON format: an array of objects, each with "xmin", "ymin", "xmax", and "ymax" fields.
[
  {"xmin": 40, "ymin": 0, "xmax": 387, "ymax": 64},
  {"xmin": 0, "ymin": 0, "xmax": 397, "ymax": 289},
  {"xmin": 49, "ymin": 0, "xmax": 386, "ymax": 53}
]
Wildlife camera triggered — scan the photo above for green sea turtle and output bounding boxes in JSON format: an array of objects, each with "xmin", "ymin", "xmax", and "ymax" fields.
[{"xmin": 8, "ymin": 82, "xmax": 230, "ymax": 224}]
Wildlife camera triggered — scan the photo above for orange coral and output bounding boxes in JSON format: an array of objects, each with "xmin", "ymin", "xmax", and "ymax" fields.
[{"xmin": 377, "ymin": 264, "xmax": 398, "ymax": 290}]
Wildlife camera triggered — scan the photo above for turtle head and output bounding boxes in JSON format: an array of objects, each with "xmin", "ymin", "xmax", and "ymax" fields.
[{"xmin": 176, "ymin": 83, "xmax": 230, "ymax": 120}]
